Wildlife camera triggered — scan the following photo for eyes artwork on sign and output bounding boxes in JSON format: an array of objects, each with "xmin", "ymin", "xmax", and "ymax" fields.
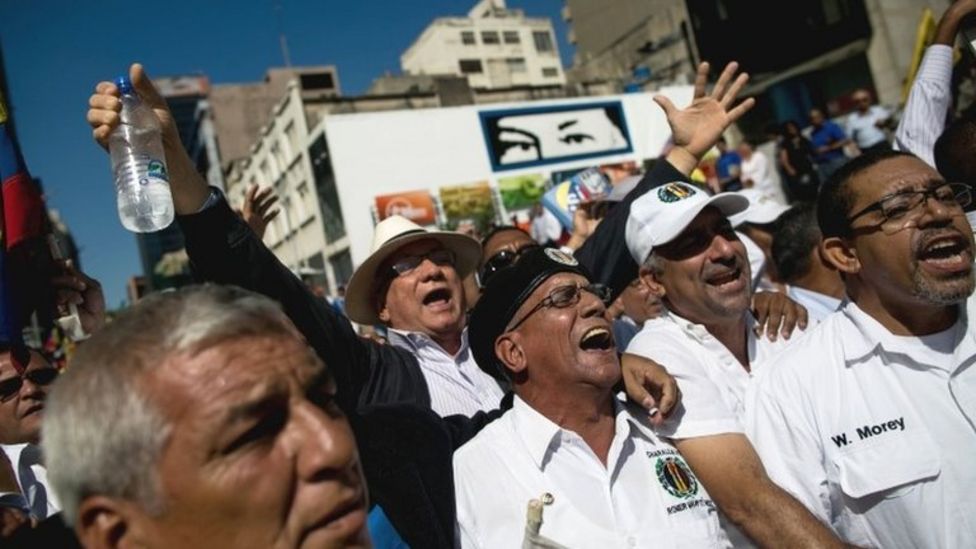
[{"xmin": 480, "ymin": 101, "xmax": 633, "ymax": 171}]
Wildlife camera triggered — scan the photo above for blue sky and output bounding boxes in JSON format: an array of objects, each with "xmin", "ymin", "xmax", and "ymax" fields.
[{"xmin": 0, "ymin": 0, "xmax": 572, "ymax": 307}]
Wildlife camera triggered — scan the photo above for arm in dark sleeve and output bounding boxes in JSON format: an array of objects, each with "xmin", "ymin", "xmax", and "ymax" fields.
[
  {"xmin": 177, "ymin": 197, "xmax": 431, "ymax": 412},
  {"xmin": 575, "ymin": 159, "xmax": 689, "ymax": 299}
]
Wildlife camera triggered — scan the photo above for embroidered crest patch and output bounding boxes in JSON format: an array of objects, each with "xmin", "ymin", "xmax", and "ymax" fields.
[
  {"xmin": 656, "ymin": 456, "xmax": 699, "ymax": 499},
  {"xmin": 544, "ymin": 247, "xmax": 579, "ymax": 266},
  {"xmin": 657, "ymin": 182, "xmax": 696, "ymax": 203}
]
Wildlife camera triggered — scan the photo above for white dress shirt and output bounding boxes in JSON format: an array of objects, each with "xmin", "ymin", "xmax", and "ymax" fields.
[
  {"xmin": 454, "ymin": 396, "xmax": 729, "ymax": 549},
  {"xmin": 1, "ymin": 443, "xmax": 59, "ymax": 519},
  {"xmin": 387, "ymin": 327, "xmax": 504, "ymax": 417},
  {"xmin": 747, "ymin": 296, "xmax": 976, "ymax": 548},
  {"xmin": 845, "ymin": 105, "xmax": 891, "ymax": 149},
  {"xmin": 626, "ymin": 310, "xmax": 799, "ymax": 431},
  {"xmin": 895, "ymin": 45, "xmax": 953, "ymax": 168},
  {"xmin": 740, "ymin": 152, "xmax": 774, "ymax": 196},
  {"xmin": 786, "ymin": 286, "xmax": 843, "ymax": 325},
  {"xmin": 531, "ymin": 207, "xmax": 564, "ymax": 244}
]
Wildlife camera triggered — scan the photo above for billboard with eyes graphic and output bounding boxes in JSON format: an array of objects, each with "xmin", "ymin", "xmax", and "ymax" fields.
[{"xmin": 479, "ymin": 101, "xmax": 633, "ymax": 172}]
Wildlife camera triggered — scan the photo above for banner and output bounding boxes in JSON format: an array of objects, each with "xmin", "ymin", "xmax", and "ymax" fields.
[
  {"xmin": 438, "ymin": 182, "xmax": 496, "ymax": 234},
  {"xmin": 374, "ymin": 190, "xmax": 437, "ymax": 226}
]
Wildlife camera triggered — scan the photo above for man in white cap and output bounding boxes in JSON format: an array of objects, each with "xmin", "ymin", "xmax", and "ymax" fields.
[
  {"xmin": 622, "ymin": 182, "xmax": 828, "ymax": 546},
  {"xmin": 343, "ymin": 215, "xmax": 505, "ymax": 416}
]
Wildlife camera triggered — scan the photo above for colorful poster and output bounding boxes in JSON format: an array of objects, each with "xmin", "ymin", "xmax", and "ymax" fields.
[
  {"xmin": 438, "ymin": 182, "xmax": 497, "ymax": 235},
  {"xmin": 497, "ymin": 173, "xmax": 547, "ymax": 212},
  {"xmin": 374, "ymin": 190, "xmax": 437, "ymax": 225},
  {"xmin": 479, "ymin": 101, "xmax": 633, "ymax": 172},
  {"xmin": 540, "ymin": 168, "xmax": 612, "ymax": 231}
]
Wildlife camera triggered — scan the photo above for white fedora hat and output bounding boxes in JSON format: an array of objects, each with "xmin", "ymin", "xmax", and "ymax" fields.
[{"xmin": 345, "ymin": 215, "xmax": 481, "ymax": 325}]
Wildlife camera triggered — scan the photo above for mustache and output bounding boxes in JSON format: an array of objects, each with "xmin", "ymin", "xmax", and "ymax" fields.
[{"xmin": 913, "ymin": 227, "xmax": 971, "ymax": 256}]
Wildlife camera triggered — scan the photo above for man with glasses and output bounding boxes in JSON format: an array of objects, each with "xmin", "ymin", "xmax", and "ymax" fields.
[
  {"xmin": 0, "ymin": 347, "xmax": 60, "ymax": 520},
  {"xmin": 457, "ymin": 247, "xmax": 728, "ymax": 548},
  {"xmin": 748, "ymin": 150, "xmax": 976, "ymax": 547}
]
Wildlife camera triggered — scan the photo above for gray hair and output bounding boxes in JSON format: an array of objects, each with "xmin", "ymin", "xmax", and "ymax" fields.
[
  {"xmin": 42, "ymin": 285, "xmax": 296, "ymax": 525},
  {"xmin": 640, "ymin": 251, "xmax": 665, "ymax": 277}
]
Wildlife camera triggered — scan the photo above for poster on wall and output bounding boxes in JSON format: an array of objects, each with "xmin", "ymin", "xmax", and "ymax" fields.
[
  {"xmin": 438, "ymin": 182, "xmax": 497, "ymax": 236},
  {"xmin": 374, "ymin": 190, "xmax": 437, "ymax": 226},
  {"xmin": 480, "ymin": 101, "xmax": 633, "ymax": 172},
  {"xmin": 497, "ymin": 173, "xmax": 547, "ymax": 212}
]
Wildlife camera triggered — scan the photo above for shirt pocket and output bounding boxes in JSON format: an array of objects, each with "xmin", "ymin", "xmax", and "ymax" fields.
[{"xmin": 835, "ymin": 437, "xmax": 941, "ymax": 501}]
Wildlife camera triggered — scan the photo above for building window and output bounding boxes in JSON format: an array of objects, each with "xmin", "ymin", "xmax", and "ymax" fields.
[
  {"xmin": 300, "ymin": 72, "xmax": 335, "ymax": 91},
  {"xmin": 461, "ymin": 31, "xmax": 476, "ymax": 45},
  {"xmin": 481, "ymin": 31, "xmax": 500, "ymax": 45},
  {"xmin": 503, "ymin": 30, "xmax": 520, "ymax": 44},
  {"xmin": 309, "ymin": 135, "xmax": 346, "ymax": 241},
  {"xmin": 284, "ymin": 122, "xmax": 298, "ymax": 157},
  {"xmin": 533, "ymin": 31, "xmax": 554, "ymax": 53},
  {"xmin": 459, "ymin": 59, "xmax": 484, "ymax": 74},
  {"xmin": 506, "ymin": 58, "xmax": 527, "ymax": 73},
  {"xmin": 542, "ymin": 67, "xmax": 559, "ymax": 77}
]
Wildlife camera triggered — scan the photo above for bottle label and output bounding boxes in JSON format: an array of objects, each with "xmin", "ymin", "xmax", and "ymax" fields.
[{"xmin": 146, "ymin": 159, "xmax": 169, "ymax": 183}]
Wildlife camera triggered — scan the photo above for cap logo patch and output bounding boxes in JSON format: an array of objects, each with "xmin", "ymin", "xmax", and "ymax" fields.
[
  {"xmin": 544, "ymin": 247, "xmax": 578, "ymax": 266},
  {"xmin": 657, "ymin": 182, "xmax": 696, "ymax": 203}
]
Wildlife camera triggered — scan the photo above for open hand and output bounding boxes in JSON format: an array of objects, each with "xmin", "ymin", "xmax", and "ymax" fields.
[
  {"xmin": 241, "ymin": 184, "xmax": 280, "ymax": 239},
  {"xmin": 655, "ymin": 61, "xmax": 756, "ymax": 163}
]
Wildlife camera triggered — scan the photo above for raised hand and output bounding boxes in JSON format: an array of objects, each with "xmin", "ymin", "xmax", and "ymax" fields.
[
  {"xmin": 51, "ymin": 259, "xmax": 106, "ymax": 336},
  {"xmin": 656, "ymin": 61, "xmax": 756, "ymax": 173},
  {"xmin": 241, "ymin": 184, "xmax": 281, "ymax": 239},
  {"xmin": 86, "ymin": 63, "xmax": 210, "ymax": 214}
]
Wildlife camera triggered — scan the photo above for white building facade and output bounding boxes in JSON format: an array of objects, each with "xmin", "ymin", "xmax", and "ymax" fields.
[
  {"xmin": 224, "ymin": 81, "xmax": 352, "ymax": 294},
  {"xmin": 401, "ymin": 0, "xmax": 566, "ymax": 90}
]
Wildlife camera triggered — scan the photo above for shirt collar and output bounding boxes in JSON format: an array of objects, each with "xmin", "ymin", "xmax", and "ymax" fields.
[
  {"xmin": 511, "ymin": 395, "xmax": 652, "ymax": 470},
  {"xmin": 839, "ymin": 299, "xmax": 968, "ymax": 365},
  {"xmin": 387, "ymin": 326, "xmax": 469, "ymax": 357}
]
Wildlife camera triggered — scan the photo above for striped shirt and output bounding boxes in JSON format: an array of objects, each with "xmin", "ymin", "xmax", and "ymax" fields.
[
  {"xmin": 388, "ymin": 327, "xmax": 506, "ymax": 417},
  {"xmin": 895, "ymin": 45, "xmax": 953, "ymax": 168}
]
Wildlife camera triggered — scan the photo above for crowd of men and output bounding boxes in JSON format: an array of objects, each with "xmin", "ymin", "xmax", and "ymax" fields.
[{"xmin": 1, "ymin": 2, "xmax": 975, "ymax": 548}]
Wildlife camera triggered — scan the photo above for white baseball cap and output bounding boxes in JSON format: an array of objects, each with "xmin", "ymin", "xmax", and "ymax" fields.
[
  {"xmin": 729, "ymin": 189, "xmax": 790, "ymax": 226},
  {"xmin": 626, "ymin": 182, "xmax": 749, "ymax": 264}
]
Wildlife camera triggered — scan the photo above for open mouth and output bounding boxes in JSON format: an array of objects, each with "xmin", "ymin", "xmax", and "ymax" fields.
[
  {"xmin": 918, "ymin": 234, "xmax": 972, "ymax": 272},
  {"xmin": 579, "ymin": 326, "xmax": 614, "ymax": 351},
  {"xmin": 704, "ymin": 267, "xmax": 742, "ymax": 286},
  {"xmin": 422, "ymin": 288, "xmax": 452, "ymax": 306}
]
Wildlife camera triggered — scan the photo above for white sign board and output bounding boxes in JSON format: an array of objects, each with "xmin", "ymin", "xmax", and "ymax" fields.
[{"xmin": 323, "ymin": 87, "xmax": 694, "ymax": 268}]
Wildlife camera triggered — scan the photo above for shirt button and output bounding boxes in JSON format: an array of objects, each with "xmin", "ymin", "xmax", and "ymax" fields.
[{"xmin": 627, "ymin": 536, "xmax": 636, "ymax": 547}]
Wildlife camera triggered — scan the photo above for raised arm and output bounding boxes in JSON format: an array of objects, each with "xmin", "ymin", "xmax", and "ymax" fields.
[
  {"xmin": 87, "ymin": 64, "xmax": 430, "ymax": 413},
  {"xmin": 576, "ymin": 61, "xmax": 755, "ymax": 297},
  {"xmin": 895, "ymin": 0, "xmax": 976, "ymax": 166}
]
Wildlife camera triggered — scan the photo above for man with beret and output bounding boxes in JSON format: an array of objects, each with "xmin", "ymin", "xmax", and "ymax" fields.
[
  {"xmin": 456, "ymin": 247, "xmax": 846, "ymax": 548},
  {"xmin": 457, "ymin": 247, "xmax": 727, "ymax": 548}
]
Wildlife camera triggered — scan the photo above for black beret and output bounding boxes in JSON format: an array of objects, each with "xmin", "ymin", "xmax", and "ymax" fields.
[{"xmin": 469, "ymin": 246, "xmax": 592, "ymax": 380}]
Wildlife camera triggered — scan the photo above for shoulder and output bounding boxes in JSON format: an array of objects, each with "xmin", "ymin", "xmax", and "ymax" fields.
[
  {"xmin": 755, "ymin": 313, "xmax": 845, "ymax": 392},
  {"xmin": 453, "ymin": 411, "xmax": 513, "ymax": 470}
]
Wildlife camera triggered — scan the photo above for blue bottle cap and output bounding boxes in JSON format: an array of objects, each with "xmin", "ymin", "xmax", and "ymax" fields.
[{"xmin": 115, "ymin": 76, "xmax": 134, "ymax": 95}]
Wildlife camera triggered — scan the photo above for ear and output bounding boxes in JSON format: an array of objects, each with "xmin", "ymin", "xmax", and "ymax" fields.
[
  {"xmin": 76, "ymin": 496, "xmax": 148, "ymax": 549},
  {"xmin": 639, "ymin": 267, "xmax": 666, "ymax": 299},
  {"xmin": 821, "ymin": 236, "xmax": 860, "ymax": 274},
  {"xmin": 377, "ymin": 304, "xmax": 391, "ymax": 324},
  {"xmin": 495, "ymin": 333, "xmax": 527, "ymax": 376}
]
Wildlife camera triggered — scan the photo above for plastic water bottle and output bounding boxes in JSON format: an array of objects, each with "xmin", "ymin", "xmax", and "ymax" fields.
[{"xmin": 109, "ymin": 76, "xmax": 174, "ymax": 232}]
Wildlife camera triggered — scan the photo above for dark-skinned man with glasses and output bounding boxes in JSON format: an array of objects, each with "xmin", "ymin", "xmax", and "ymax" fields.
[{"xmin": 748, "ymin": 149, "xmax": 976, "ymax": 548}]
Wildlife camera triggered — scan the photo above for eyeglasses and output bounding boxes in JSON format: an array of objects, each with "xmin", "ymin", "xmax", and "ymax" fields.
[
  {"xmin": 0, "ymin": 368, "xmax": 58, "ymax": 402},
  {"xmin": 478, "ymin": 243, "xmax": 540, "ymax": 286},
  {"xmin": 389, "ymin": 249, "xmax": 456, "ymax": 277},
  {"xmin": 847, "ymin": 182, "xmax": 972, "ymax": 235},
  {"xmin": 506, "ymin": 283, "xmax": 611, "ymax": 332}
]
